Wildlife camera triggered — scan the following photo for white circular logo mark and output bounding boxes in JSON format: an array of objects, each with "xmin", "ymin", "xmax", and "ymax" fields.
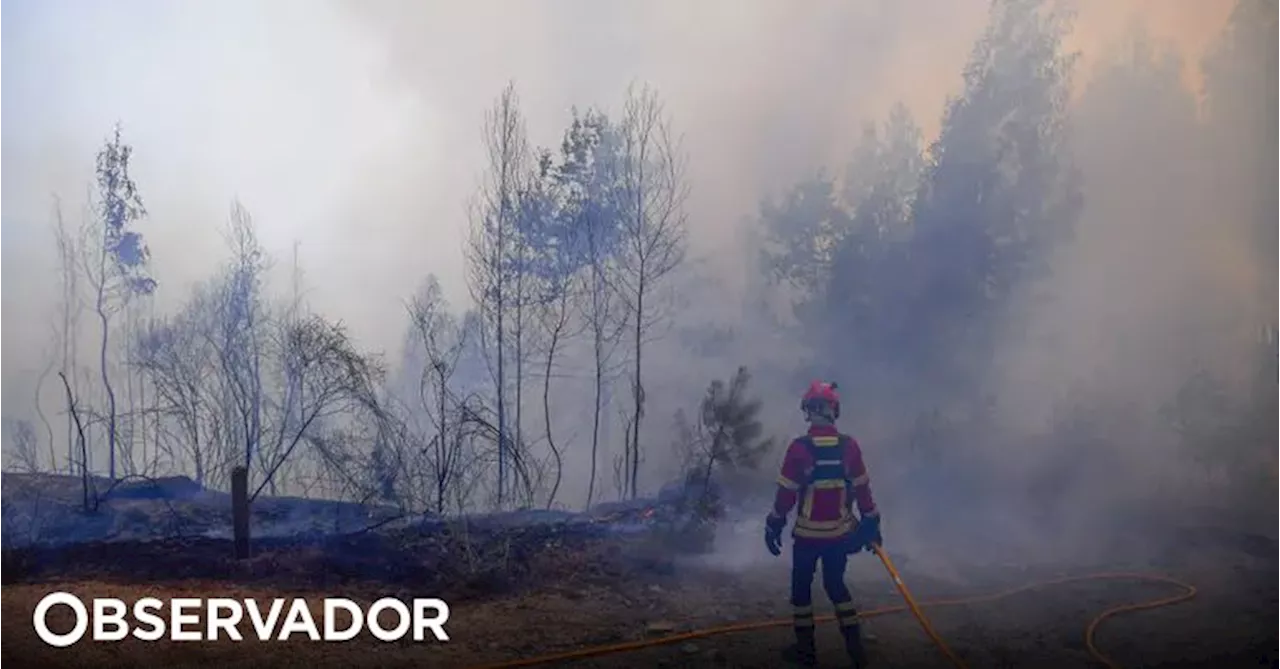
[{"xmin": 33, "ymin": 592, "xmax": 89, "ymax": 647}]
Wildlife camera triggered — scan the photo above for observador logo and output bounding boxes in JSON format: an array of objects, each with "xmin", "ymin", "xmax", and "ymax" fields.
[{"xmin": 33, "ymin": 592, "xmax": 451, "ymax": 646}]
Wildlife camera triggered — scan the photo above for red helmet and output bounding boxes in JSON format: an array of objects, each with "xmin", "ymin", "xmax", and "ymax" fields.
[{"xmin": 801, "ymin": 380, "xmax": 840, "ymax": 420}]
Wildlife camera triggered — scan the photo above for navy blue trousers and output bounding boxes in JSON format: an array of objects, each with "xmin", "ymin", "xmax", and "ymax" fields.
[{"xmin": 790, "ymin": 540, "xmax": 860, "ymax": 633}]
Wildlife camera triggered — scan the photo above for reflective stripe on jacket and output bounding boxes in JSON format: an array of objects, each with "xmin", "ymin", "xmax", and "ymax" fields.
[{"xmin": 772, "ymin": 424, "xmax": 878, "ymax": 544}]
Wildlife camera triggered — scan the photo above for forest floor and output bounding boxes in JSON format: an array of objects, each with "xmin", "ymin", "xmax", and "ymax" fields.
[{"xmin": 2, "ymin": 492, "xmax": 1276, "ymax": 669}]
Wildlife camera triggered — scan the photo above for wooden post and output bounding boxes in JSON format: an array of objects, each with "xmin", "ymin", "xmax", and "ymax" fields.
[{"xmin": 231, "ymin": 466, "xmax": 250, "ymax": 560}]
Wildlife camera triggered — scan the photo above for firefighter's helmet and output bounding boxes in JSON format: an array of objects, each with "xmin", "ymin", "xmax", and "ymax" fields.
[{"xmin": 801, "ymin": 380, "xmax": 840, "ymax": 421}]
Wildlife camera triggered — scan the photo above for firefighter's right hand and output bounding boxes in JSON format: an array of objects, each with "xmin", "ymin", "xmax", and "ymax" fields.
[{"xmin": 764, "ymin": 514, "xmax": 785, "ymax": 556}]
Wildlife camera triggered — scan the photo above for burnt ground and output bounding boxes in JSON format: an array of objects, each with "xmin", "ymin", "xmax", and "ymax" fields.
[{"xmin": 1, "ymin": 511, "xmax": 1276, "ymax": 669}]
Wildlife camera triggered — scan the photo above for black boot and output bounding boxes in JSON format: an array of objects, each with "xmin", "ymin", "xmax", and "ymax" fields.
[
  {"xmin": 842, "ymin": 623, "xmax": 867, "ymax": 668},
  {"xmin": 782, "ymin": 626, "xmax": 817, "ymax": 666}
]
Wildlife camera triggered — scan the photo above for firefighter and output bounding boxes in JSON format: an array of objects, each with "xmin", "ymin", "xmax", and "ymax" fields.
[{"xmin": 765, "ymin": 380, "xmax": 882, "ymax": 667}]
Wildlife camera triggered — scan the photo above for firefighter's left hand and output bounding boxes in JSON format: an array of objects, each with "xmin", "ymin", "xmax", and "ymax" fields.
[
  {"xmin": 848, "ymin": 514, "xmax": 882, "ymax": 554},
  {"xmin": 764, "ymin": 514, "xmax": 785, "ymax": 556},
  {"xmin": 860, "ymin": 516, "xmax": 880, "ymax": 552}
]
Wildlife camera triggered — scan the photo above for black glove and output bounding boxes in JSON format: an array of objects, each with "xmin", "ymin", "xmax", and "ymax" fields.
[
  {"xmin": 846, "ymin": 514, "xmax": 882, "ymax": 554},
  {"xmin": 765, "ymin": 514, "xmax": 786, "ymax": 556}
]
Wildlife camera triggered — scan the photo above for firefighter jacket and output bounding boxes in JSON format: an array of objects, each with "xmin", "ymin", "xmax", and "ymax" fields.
[{"xmin": 770, "ymin": 424, "xmax": 879, "ymax": 544}]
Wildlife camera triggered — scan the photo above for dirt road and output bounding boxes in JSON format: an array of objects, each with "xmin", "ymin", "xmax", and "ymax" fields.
[
  {"xmin": 4, "ymin": 529, "xmax": 1274, "ymax": 669},
  {"xmin": 464, "ymin": 540, "xmax": 1277, "ymax": 669},
  {"xmin": 2, "ymin": 509, "xmax": 1280, "ymax": 669}
]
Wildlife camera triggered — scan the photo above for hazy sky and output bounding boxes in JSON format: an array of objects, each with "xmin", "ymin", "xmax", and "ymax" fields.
[{"xmin": 1, "ymin": 0, "xmax": 1235, "ymax": 412}]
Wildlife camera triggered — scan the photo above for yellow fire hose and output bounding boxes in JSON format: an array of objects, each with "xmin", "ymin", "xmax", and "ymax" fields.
[
  {"xmin": 470, "ymin": 544, "xmax": 1197, "ymax": 669},
  {"xmin": 871, "ymin": 543, "xmax": 968, "ymax": 668}
]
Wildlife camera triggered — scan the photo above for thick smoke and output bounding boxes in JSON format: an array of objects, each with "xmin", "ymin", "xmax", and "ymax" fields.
[{"xmin": 1, "ymin": 0, "xmax": 1272, "ymax": 569}]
